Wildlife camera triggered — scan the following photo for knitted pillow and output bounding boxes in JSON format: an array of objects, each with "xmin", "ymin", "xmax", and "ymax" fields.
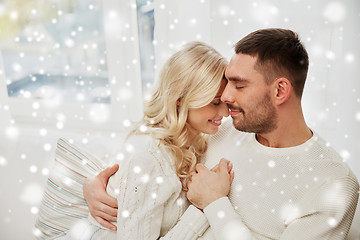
[{"xmin": 34, "ymin": 138, "xmax": 107, "ymax": 239}]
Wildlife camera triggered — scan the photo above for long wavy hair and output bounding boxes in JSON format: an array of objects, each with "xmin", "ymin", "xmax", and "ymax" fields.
[{"xmin": 131, "ymin": 41, "xmax": 227, "ymax": 190}]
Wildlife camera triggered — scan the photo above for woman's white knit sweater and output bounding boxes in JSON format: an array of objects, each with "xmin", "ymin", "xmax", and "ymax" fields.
[{"xmin": 62, "ymin": 134, "xmax": 209, "ymax": 240}]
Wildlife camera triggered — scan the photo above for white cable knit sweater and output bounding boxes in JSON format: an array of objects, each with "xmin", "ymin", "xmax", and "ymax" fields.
[
  {"xmin": 179, "ymin": 118, "xmax": 359, "ymax": 240},
  {"xmin": 62, "ymin": 118, "xmax": 359, "ymax": 240},
  {"xmin": 62, "ymin": 134, "xmax": 209, "ymax": 240}
]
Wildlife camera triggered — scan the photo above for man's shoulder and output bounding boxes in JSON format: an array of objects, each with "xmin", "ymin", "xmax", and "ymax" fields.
[
  {"xmin": 307, "ymin": 131, "xmax": 356, "ymax": 180},
  {"xmin": 310, "ymin": 132, "xmax": 343, "ymax": 162}
]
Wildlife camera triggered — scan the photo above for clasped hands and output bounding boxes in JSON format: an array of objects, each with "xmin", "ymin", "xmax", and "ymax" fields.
[
  {"xmin": 83, "ymin": 158, "xmax": 234, "ymax": 230},
  {"xmin": 186, "ymin": 158, "xmax": 234, "ymax": 210}
]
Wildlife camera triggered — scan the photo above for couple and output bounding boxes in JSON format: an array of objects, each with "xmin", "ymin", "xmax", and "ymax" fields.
[{"xmin": 64, "ymin": 28, "xmax": 359, "ymax": 240}]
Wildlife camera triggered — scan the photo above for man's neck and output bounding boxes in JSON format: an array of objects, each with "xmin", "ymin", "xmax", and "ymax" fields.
[{"xmin": 255, "ymin": 109, "xmax": 313, "ymax": 148}]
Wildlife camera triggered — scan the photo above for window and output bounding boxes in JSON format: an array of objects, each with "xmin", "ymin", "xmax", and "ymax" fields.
[
  {"xmin": 0, "ymin": 0, "xmax": 155, "ymax": 131},
  {"xmin": 137, "ymin": 0, "xmax": 155, "ymax": 92},
  {"xmin": 2, "ymin": 0, "xmax": 109, "ymax": 104}
]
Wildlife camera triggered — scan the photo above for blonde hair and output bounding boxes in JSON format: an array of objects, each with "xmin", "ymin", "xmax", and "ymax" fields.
[{"xmin": 132, "ymin": 41, "xmax": 227, "ymax": 190}]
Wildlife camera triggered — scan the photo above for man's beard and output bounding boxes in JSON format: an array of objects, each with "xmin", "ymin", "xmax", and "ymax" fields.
[{"xmin": 229, "ymin": 93, "xmax": 277, "ymax": 134}]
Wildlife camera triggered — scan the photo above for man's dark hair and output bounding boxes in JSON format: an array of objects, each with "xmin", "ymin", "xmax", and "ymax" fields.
[{"xmin": 235, "ymin": 28, "xmax": 309, "ymax": 98}]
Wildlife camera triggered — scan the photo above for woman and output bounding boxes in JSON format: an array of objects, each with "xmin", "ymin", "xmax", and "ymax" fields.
[{"xmin": 63, "ymin": 41, "xmax": 231, "ymax": 239}]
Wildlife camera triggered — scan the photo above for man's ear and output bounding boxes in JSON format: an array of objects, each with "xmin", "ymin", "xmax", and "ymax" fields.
[{"xmin": 273, "ymin": 78, "xmax": 291, "ymax": 105}]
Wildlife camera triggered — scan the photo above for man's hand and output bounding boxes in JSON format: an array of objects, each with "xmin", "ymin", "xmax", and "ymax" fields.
[
  {"xmin": 83, "ymin": 164, "xmax": 119, "ymax": 231},
  {"xmin": 186, "ymin": 158, "xmax": 234, "ymax": 210}
]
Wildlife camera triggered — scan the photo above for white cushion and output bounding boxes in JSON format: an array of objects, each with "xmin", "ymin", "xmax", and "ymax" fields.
[{"xmin": 35, "ymin": 138, "xmax": 107, "ymax": 239}]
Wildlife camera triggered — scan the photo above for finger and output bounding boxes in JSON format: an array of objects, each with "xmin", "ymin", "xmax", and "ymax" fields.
[
  {"xmin": 195, "ymin": 163, "xmax": 208, "ymax": 173},
  {"xmin": 210, "ymin": 164, "xmax": 219, "ymax": 172},
  {"xmin": 94, "ymin": 216, "xmax": 117, "ymax": 231},
  {"xmin": 95, "ymin": 210, "xmax": 117, "ymax": 222},
  {"xmin": 96, "ymin": 202, "xmax": 118, "ymax": 217},
  {"xmin": 230, "ymin": 170, "xmax": 235, "ymax": 183},
  {"xmin": 99, "ymin": 164, "xmax": 119, "ymax": 182},
  {"xmin": 227, "ymin": 162, "xmax": 233, "ymax": 173},
  {"xmin": 219, "ymin": 159, "xmax": 229, "ymax": 175},
  {"xmin": 219, "ymin": 158, "xmax": 233, "ymax": 172},
  {"xmin": 102, "ymin": 193, "xmax": 118, "ymax": 208},
  {"xmin": 220, "ymin": 158, "xmax": 230, "ymax": 165}
]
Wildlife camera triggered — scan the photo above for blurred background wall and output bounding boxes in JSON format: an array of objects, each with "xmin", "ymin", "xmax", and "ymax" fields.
[{"xmin": 0, "ymin": 0, "xmax": 359, "ymax": 239}]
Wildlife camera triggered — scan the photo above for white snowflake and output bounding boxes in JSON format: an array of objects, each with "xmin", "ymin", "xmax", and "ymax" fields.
[
  {"xmin": 39, "ymin": 128, "xmax": 47, "ymax": 136},
  {"xmin": 355, "ymin": 112, "xmax": 360, "ymax": 121},
  {"xmin": 133, "ymin": 165, "xmax": 141, "ymax": 173},
  {"xmin": 268, "ymin": 160, "xmax": 276, "ymax": 168},
  {"xmin": 43, "ymin": 143, "xmax": 52, "ymax": 151},
  {"xmin": 31, "ymin": 206, "xmax": 39, "ymax": 215},
  {"xmin": 117, "ymin": 153, "xmax": 125, "ymax": 160},
  {"xmin": 41, "ymin": 168, "xmax": 49, "ymax": 176},
  {"xmin": 29, "ymin": 165, "xmax": 37, "ymax": 173},
  {"xmin": 20, "ymin": 184, "xmax": 43, "ymax": 204},
  {"xmin": 281, "ymin": 203, "xmax": 301, "ymax": 225},
  {"xmin": 340, "ymin": 149, "xmax": 350, "ymax": 161},
  {"xmin": 6, "ymin": 126, "xmax": 19, "ymax": 139},
  {"xmin": 122, "ymin": 210, "xmax": 130, "ymax": 218},
  {"xmin": 323, "ymin": 2, "xmax": 346, "ymax": 23},
  {"xmin": 345, "ymin": 53, "xmax": 355, "ymax": 63},
  {"xmin": 217, "ymin": 210, "xmax": 225, "ymax": 219},
  {"xmin": 0, "ymin": 156, "xmax": 8, "ymax": 166},
  {"xmin": 327, "ymin": 217, "xmax": 337, "ymax": 227}
]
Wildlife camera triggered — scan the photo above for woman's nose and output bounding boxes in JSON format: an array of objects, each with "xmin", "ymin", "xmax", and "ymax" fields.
[{"xmin": 219, "ymin": 102, "xmax": 229, "ymax": 117}]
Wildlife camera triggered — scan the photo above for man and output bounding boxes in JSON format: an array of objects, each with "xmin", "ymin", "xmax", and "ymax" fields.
[{"xmin": 84, "ymin": 28, "xmax": 359, "ymax": 239}]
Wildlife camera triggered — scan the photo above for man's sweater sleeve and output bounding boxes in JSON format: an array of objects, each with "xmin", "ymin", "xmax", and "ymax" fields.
[
  {"xmin": 203, "ymin": 174, "xmax": 359, "ymax": 240},
  {"xmin": 280, "ymin": 175, "xmax": 359, "ymax": 240}
]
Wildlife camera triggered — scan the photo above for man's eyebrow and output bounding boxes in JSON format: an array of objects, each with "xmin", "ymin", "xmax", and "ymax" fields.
[{"xmin": 227, "ymin": 77, "xmax": 249, "ymax": 83}]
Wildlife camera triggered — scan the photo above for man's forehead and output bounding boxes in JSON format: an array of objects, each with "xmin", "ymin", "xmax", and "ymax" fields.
[
  {"xmin": 225, "ymin": 55, "xmax": 240, "ymax": 76},
  {"xmin": 225, "ymin": 54, "xmax": 249, "ymax": 76},
  {"xmin": 225, "ymin": 53, "xmax": 262, "ymax": 81}
]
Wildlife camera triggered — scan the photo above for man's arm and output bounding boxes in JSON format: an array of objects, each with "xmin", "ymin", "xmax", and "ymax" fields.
[
  {"xmin": 186, "ymin": 159, "xmax": 254, "ymax": 240},
  {"xmin": 280, "ymin": 175, "xmax": 359, "ymax": 240},
  {"xmin": 83, "ymin": 164, "xmax": 119, "ymax": 231},
  {"xmin": 186, "ymin": 162, "xmax": 360, "ymax": 240}
]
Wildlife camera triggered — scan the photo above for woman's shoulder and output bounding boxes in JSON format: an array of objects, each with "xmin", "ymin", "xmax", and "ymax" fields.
[
  {"xmin": 122, "ymin": 134, "xmax": 175, "ymax": 176},
  {"xmin": 109, "ymin": 134, "xmax": 179, "ymax": 187}
]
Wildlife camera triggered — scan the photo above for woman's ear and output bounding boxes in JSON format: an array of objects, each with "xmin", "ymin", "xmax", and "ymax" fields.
[{"xmin": 273, "ymin": 78, "xmax": 291, "ymax": 105}]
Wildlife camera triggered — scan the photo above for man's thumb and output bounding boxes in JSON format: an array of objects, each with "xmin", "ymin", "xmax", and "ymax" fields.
[{"xmin": 219, "ymin": 159, "xmax": 229, "ymax": 175}]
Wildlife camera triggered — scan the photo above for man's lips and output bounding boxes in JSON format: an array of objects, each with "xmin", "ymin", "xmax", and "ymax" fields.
[{"xmin": 229, "ymin": 109, "xmax": 242, "ymax": 116}]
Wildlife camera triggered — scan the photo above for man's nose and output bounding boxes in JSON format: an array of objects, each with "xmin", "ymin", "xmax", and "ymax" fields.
[{"xmin": 221, "ymin": 84, "xmax": 234, "ymax": 103}]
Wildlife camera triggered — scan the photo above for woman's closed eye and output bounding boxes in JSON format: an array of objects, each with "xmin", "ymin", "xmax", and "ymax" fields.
[{"xmin": 212, "ymin": 100, "xmax": 221, "ymax": 106}]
